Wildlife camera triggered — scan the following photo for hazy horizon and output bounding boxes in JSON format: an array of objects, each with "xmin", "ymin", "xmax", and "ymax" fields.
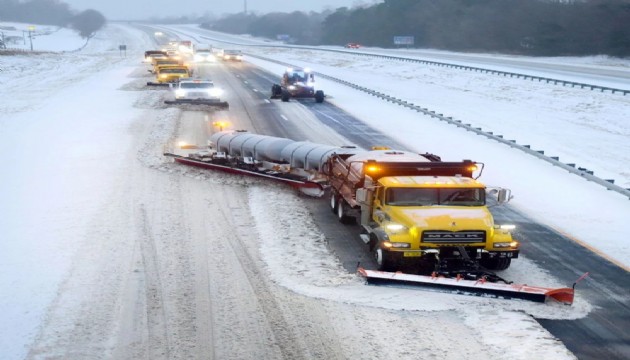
[{"xmin": 61, "ymin": 0, "xmax": 381, "ymax": 20}]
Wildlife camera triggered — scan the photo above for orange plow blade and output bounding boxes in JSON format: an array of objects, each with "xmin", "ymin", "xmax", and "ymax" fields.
[{"xmin": 358, "ymin": 268, "xmax": 576, "ymax": 305}]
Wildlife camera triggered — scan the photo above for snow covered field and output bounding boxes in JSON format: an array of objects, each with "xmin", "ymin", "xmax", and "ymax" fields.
[{"xmin": 1, "ymin": 22, "xmax": 628, "ymax": 359}]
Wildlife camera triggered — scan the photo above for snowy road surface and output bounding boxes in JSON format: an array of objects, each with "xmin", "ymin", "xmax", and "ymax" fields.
[{"xmin": 3, "ymin": 22, "xmax": 627, "ymax": 359}]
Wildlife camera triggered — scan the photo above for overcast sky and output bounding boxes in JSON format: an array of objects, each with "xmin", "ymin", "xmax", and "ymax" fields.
[{"xmin": 62, "ymin": 0, "xmax": 379, "ymax": 20}]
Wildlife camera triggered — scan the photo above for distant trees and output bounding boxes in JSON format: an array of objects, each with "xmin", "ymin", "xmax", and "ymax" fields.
[
  {"xmin": 0, "ymin": 0, "xmax": 107, "ymax": 40},
  {"xmin": 69, "ymin": 9, "xmax": 106, "ymax": 39},
  {"xmin": 206, "ymin": 0, "xmax": 630, "ymax": 57},
  {"xmin": 0, "ymin": 0, "xmax": 73, "ymax": 26},
  {"xmin": 319, "ymin": 0, "xmax": 630, "ymax": 56},
  {"xmin": 207, "ymin": 11, "xmax": 327, "ymax": 44}
]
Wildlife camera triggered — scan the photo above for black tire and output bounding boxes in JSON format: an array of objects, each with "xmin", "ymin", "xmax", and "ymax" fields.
[
  {"xmin": 337, "ymin": 198, "xmax": 350, "ymax": 224},
  {"xmin": 271, "ymin": 84, "xmax": 281, "ymax": 98},
  {"xmin": 330, "ymin": 192, "xmax": 337, "ymax": 213},
  {"xmin": 281, "ymin": 90, "xmax": 290, "ymax": 102},
  {"xmin": 315, "ymin": 90, "xmax": 324, "ymax": 103},
  {"xmin": 480, "ymin": 257, "xmax": 511, "ymax": 271},
  {"xmin": 373, "ymin": 246, "xmax": 393, "ymax": 271}
]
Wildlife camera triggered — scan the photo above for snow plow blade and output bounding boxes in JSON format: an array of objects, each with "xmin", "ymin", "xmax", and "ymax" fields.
[
  {"xmin": 164, "ymin": 99, "xmax": 229, "ymax": 108},
  {"xmin": 146, "ymin": 82, "xmax": 171, "ymax": 87},
  {"xmin": 358, "ymin": 268, "xmax": 575, "ymax": 305},
  {"xmin": 164, "ymin": 153, "xmax": 325, "ymax": 197}
]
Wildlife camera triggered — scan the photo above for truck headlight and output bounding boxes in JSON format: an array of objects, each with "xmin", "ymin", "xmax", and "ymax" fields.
[
  {"xmin": 175, "ymin": 89, "xmax": 186, "ymax": 97},
  {"xmin": 493, "ymin": 241, "xmax": 519, "ymax": 249},
  {"xmin": 386, "ymin": 223, "xmax": 408, "ymax": 234},
  {"xmin": 288, "ymin": 85, "xmax": 296, "ymax": 90},
  {"xmin": 160, "ymin": 74, "xmax": 168, "ymax": 78},
  {"xmin": 494, "ymin": 224, "xmax": 516, "ymax": 230},
  {"xmin": 383, "ymin": 241, "xmax": 411, "ymax": 248}
]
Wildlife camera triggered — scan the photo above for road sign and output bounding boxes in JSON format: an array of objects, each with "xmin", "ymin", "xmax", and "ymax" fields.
[{"xmin": 393, "ymin": 36, "xmax": 414, "ymax": 46}]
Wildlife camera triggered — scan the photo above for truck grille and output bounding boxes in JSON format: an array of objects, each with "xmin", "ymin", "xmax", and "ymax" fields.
[{"xmin": 421, "ymin": 231, "xmax": 486, "ymax": 244}]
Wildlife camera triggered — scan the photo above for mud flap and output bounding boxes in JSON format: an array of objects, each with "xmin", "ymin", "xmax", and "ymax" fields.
[{"xmin": 358, "ymin": 267, "xmax": 577, "ymax": 305}]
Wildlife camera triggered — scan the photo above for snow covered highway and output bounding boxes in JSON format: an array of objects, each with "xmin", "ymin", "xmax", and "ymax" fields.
[{"xmin": 1, "ymin": 22, "xmax": 629, "ymax": 360}]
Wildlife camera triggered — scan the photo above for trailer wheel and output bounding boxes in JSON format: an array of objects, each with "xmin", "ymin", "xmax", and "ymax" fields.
[
  {"xmin": 480, "ymin": 257, "xmax": 511, "ymax": 271},
  {"xmin": 315, "ymin": 90, "xmax": 324, "ymax": 103},
  {"xmin": 330, "ymin": 192, "xmax": 338, "ymax": 213},
  {"xmin": 337, "ymin": 199, "xmax": 352, "ymax": 224},
  {"xmin": 374, "ymin": 247, "xmax": 393, "ymax": 271}
]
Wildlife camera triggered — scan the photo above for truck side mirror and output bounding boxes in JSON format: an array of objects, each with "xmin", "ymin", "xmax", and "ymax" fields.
[{"xmin": 497, "ymin": 188, "xmax": 512, "ymax": 204}]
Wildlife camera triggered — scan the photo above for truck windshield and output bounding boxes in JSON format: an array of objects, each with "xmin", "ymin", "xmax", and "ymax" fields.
[
  {"xmin": 385, "ymin": 188, "xmax": 485, "ymax": 206},
  {"xmin": 289, "ymin": 71, "xmax": 307, "ymax": 82}
]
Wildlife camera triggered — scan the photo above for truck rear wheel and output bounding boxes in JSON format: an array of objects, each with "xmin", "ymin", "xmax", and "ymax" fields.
[
  {"xmin": 330, "ymin": 192, "xmax": 337, "ymax": 213},
  {"xmin": 480, "ymin": 257, "xmax": 511, "ymax": 271},
  {"xmin": 337, "ymin": 199, "xmax": 353, "ymax": 224}
]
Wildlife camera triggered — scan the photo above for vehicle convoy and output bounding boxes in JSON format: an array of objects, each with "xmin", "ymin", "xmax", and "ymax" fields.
[
  {"xmin": 270, "ymin": 67, "xmax": 325, "ymax": 103},
  {"xmin": 164, "ymin": 131, "xmax": 579, "ymax": 304},
  {"xmin": 164, "ymin": 79, "xmax": 229, "ymax": 108}
]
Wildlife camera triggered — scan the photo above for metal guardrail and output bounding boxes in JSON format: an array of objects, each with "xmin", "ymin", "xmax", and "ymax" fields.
[{"xmin": 246, "ymin": 53, "xmax": 630, "ymax": 199}]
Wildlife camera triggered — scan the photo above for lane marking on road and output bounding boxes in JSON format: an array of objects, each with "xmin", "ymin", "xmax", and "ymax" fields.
[
  {"xmin": 280, "ymin": 115, "xmax": 288, "ymax": 121},
  {"xmin": 312, "ymin": 108, "xmax": 341, "ymax": 125},
  {"xmin": 263, "ymin": 99, "xmax": 270, "ymax": 103},
  {"xmin": 552, "ymin": 225, "xmax": 630, "ymax": 272}
]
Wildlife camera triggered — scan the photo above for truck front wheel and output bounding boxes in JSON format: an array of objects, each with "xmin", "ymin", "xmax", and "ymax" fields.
[
  {"xmin": 374, "ymin": 247, "xmax": 393, "ymax": 271},
  {"xmin": 480, "ymin": 257, "xmax": 511, "ymax": 271},
  {"xmin": 281, "ymin": 90, "xmax": 290, "ymax": 102},
  {"xmin": 315, "ymin": 90, "xmax": 324, "ymax": 103}
]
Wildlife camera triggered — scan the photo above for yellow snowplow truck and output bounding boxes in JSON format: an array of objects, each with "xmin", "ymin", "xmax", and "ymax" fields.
[
  {"xmin": 147, "ymin": 65, "xmax": 191, "ymax": 87},
  {"xmin": 325, "ymin": 149, "xmax": 519, "ymax": 274}
]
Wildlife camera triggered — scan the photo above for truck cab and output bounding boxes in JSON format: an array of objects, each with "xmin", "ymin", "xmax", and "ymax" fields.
[
  {"xmin": 156, "ymin": 66, "xmax": 190, "ymax": 83},
  {"xmin": 326, "ymin": 150, "xmax": 519, "ymax": 274},
  {"xmin": 359, "ymin": 175, "xmax": 518, "ymax": 272}
]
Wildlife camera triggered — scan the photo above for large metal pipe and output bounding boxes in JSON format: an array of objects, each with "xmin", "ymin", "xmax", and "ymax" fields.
[{"xmin": 209, "ymin": 131, "xmax": 359, "ymax": 169}]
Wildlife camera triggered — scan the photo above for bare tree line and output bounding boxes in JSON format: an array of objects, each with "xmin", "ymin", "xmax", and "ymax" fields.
[
  {"xmin": 207, "ymin": 0, "xmax": 630, "ymax": 57},
  {"xmin": 0, "ymin": 0, "xmax": 106, "ymax": 39}
]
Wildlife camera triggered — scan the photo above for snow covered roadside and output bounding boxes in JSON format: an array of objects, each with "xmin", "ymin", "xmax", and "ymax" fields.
[{"xmin": 0, "ymin": 24, "xmax": 151, "ymax": 359}]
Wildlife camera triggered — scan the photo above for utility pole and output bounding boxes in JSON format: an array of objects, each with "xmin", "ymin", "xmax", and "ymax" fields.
[
  {"xmin": 244, "ymin": 0, "xmax": 247, "ymax": 14},
  {"xmin": 28, "ymin": 26, "xmax": 35, "ymax": 51}
]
